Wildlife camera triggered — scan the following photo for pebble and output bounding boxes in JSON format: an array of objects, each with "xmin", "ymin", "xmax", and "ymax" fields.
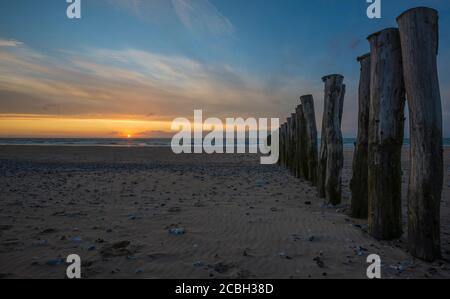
[
  {"xmin": 46, "ymin": 258, "xmax": 65, "ymax": 266},
  {"xmin": 34, "ymin": 240, "xmax": 48, "ymax": 246},
  {"xmin": 313, "ymin": 256, "xmax": 325, "ymax": 268},
  {"xmin": 71, "ymin": 237, "xmax": 82, "ymax": 243},
  {"xmin": 169, "ymin": 228, "xmax": 186, "ymax": 235}
]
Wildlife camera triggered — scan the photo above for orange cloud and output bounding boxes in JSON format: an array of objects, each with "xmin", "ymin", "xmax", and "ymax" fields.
[{"xmin": 0, "ymin": 39, "xmax": 318, "ymax": 137}]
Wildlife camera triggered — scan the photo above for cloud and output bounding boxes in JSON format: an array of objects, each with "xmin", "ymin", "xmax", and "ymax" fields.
[
  {"xmin": 0, "ymin": 39, "xmax": 23, "ymax": 47},
  {"xmin": 0, "ymin": 41, "xmax": 313, "ymax": 123},
  {"xmin": 103, "ymin": 0, "xmax": 234, "ymax": 37},
  {"xmin": 171, "ymin": 0, "xmax": 234, "ymax": 36}
]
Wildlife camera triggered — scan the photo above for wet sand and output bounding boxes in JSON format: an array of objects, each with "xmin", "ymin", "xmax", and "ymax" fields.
[{"xmin": 0, "ymin": 146, "xmax": 449, "ymax": 279}]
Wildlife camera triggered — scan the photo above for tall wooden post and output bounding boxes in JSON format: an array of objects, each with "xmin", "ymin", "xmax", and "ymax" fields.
[
  {"xmin": 283, "ymin": 121, "xmax": 288, "ymax": 168},
  {"xmin": 294, "ymin": 107, "xmax": 301, "ymax": 178},
  {"xmin": 300, "ymin": 95, "xmax": 319, "ymax": 185},
  {"xmin": 350, "ymin": 53, "xmax": 371, "ymax": 219},
  {"xmin": 367, "ymin": 28, "xmax": 405, "ymax": 240},
  {"xmin": 287, "ymin": 117, "xmax": 292, "ymax": 171},
  {"xmin": 318, "ymin": 74, "xmax": 345, "ymax": 204},
  {"xmin": 397, "ymin": 7, "xmax": 443, "ymax": 261},
  {"xmin": 290, "ymin": 113, "xmax": 298, "ymax": 176},
  {"xmin": 279, "ymin": 124, "xmax": 284, "ymax": 166},
  {"xmin": 295, "ymin": 106, "xmax": 308, "ymax": 179}
]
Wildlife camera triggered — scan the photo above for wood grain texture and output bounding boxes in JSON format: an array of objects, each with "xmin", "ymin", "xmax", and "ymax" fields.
[
  {"xmin": 350, "ymin": 54, "xmax": 371, "ymax": 219},
  {"xmin": 319, "ymin": 74, "xmax": 345, "ymax": 205},
  {"xmin": 301, "ymin": 95, "xmax": 319, "ymax": 186},
  {"xmin": 367, "ymin": 28, "xmax": 405, "ymax": 240},
  {"xmin": 397, "ymin": 7, "xmax": 443, "ymax": 261}
]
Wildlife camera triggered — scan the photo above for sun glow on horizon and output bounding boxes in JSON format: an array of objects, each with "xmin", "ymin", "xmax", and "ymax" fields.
[{"xmin": 0, "ymin": 115, "xmax": 173, "ymax": 138}]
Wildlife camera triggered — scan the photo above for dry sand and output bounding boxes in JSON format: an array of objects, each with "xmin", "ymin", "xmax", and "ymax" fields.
[{"xmin": 0, "ymin": 146, "xmax": 449, "ymax": 279}]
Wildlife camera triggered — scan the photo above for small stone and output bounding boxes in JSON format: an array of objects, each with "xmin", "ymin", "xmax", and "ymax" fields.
[
  {"xmin": 169, "ymin": 228, "xmax": 186, "ymax": 235},
  {"xmin": 46, "ymin": 258, "xmax": 65, "ymax": 266},
  {"xmin": 40, "ymin": 228, "xmax": 57, "ymax": 235},
  {"xmin": 313, "ymin": 256, "xmax": 325, "ymax": 268},
  {"xmin": 71, "ymin": 237, "xmax": 82, "ymax": 243},
  {"xmin": 168, "ymin": 207, "xmax": 181, "ymax": 213}
]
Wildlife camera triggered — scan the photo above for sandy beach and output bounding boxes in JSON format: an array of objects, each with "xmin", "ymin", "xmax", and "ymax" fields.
[{"xmin": 0, "ymin": 146, "xmax": 449, "ymax": 279}]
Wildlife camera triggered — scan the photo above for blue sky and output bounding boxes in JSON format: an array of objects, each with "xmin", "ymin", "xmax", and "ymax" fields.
[{"xmin": 0, "ymin": 0, "xmax": 449, "ymax": 137}]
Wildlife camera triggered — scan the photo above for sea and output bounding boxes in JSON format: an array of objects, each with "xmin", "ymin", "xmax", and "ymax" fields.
[{"xmin": 1, "ymin": 138, "xmax": 450, "ymax": 148}]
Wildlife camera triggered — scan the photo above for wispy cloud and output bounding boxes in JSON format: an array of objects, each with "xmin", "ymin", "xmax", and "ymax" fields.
[
  {"xmin": 103, "ymin": 0, "xmax": 234, "ymax": 37},
  {"xmin": 0, "ymin": 39, "xmax": 313, "ymax": 123},
  {"xmin": 0, "ymin": 39, "xmax": 23, "ymax": 47},
  {"xmin": 171, "ymin": 0, "xmax": 234, "ymax": 36}
]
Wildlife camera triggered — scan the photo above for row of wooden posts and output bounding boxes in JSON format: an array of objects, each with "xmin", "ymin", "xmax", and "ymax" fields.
[{"xmin": 277, "ymin": 7, "xmax": 443, "ymax": 262}]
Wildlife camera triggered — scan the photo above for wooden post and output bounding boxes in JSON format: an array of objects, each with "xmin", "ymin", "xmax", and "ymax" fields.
[
  {"xmin": 318, "ymin": 74, "xmax": 345, "ymax": 204},
  {"xmin": 300, "ymin": 95, "xmax": 319, "ymax": 185},
  {"xmin": 350, "ymin": 53, "xmax": 371, "ymax": 219},
  {"xmin": 367, "ymin": 28, "xmax": 405, "ymax": 240},
  {"xmin": 278, "ymin": 125, "xmax": 283, "ymax": 166},
  {"xmin": 287, "ymin": 117, "xmax": 292, "ymax": 171},
  {"xmin": 295, "ymin": 106, "xmax": 307, "ymax": 179},
  {"xmin": 397, "ymin": 7, "xmax": 443, "ymax": 261},
  {"xmin": 294, "ymin": 108, "xmax": 301, "ymax": 178},
  {"xmin": 283, "ymin": 122, "xmax": 288, "ymax": 168},
  {"xmin": 318, "ymin": 115, "xmax": 328, "ymax": 198},
  {"xmin": 290, "ymin": 113, "xmax": 298, "ymax": 176}
]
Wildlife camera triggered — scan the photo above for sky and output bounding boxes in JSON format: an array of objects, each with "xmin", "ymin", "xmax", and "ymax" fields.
[{"xmin": 0, "ymin": 0, "xmax": 449, "ymax": 138}]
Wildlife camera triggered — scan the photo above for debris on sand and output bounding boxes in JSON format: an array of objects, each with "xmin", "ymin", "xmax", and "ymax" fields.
[
  {"xmin": 71, "ymin": 236, "xmax": 82, "ymax": 243},
  {"xmin": 168, "ymin": 207, "xmax": 182, "ymax": 213},
  {"xmin": 168, "ymin": 228, "xmax": 186, "ymax": 235},
  {"xmin": 209, "ymin": 262, "xmax": 234, "ymax": 274},
  {"xmin": 46, "ymin": 258, "xmax": 65, "ymax": 266},
  {"xmin": 278, "ymin": 252, "xmax": 293, "ymax": 260},
  {"xmin": 313, "ymin": 256, "xmax": 325, "ymax": 268},
  {"xmin": 40, "ymin": 228, "xmax": 58, "ymax": 235},
  {"xmin": 193, "ymin": 261, "xmax": 205, "ymax": 268},
  {"xmin": 100, "ymin": 241, "xmax": 135, "ymax": 258}
]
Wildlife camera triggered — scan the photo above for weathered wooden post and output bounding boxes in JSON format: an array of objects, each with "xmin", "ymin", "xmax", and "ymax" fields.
[
  {"xmin": 287, "ymin": 117, "xmax": 293, "ymax": 171},
  {"xmin": 350, "ymin": 53, "xmax": 371, "ymax": 219},
  {"xmin": 278, "ymin": 124, "xmax": 283, "ymax": 166},
  {"xmin": 283, "ymin": 122, "xmax": 288, "ymax": 168},
  {"xmin": 294, "ymin": 108, "xmax": 301, "ymax": 178},
  {"xmin": 300, "ymin": 95, "xmax": 319, "ymax": 185},
  {"xmin": 290, "ymin": 113, "xmax": 298, "ymax": 176},
  {"xmin": 318, "ymin": 116, "xmax": 328, "ymax": 198},
  {"xmin": 367, "ymin": 28, "xmax": 405, "ymax": 240},
  {"xmin": 295, "ymin": 106, "xmax": 307, "ymax": 179},
  {"xmin": 318, "ymin": 74, "xmax": 345, "ymax": 204},
  {"xmin": 397, "ymin": 7, "xmax": 443, "ymax": 261}
]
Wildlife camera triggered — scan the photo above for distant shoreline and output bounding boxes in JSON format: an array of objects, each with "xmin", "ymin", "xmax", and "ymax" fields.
[{"xmin": 1, "ymin": 138, "xmax": 450, "ymax": 148}]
